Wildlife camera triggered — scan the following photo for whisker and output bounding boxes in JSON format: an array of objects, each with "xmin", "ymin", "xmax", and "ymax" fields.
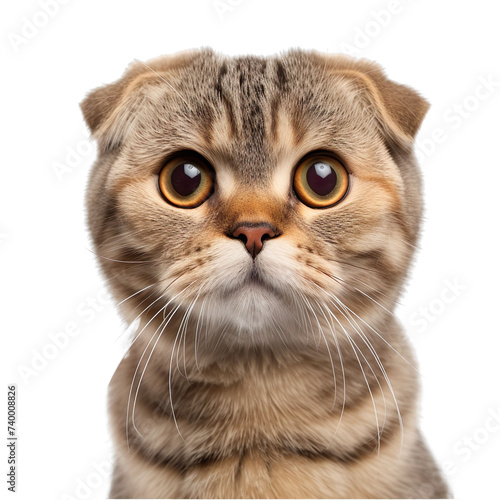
[
  {"xmin": 307, "ymin": 262, "xmax": 394, "ymax": 304},
  {"xmin": 86, "ymin": 246, "xmax": 159, "ymax": 265},
  {"xmin": 116, "ymin": 283, "xmax": 155, "ymax": 307},
  {"xmin": 310, "ymin": 298, "xmax": 338, "ymax": 412},
  {"xmin": 328, "ymin": 256, "xmax": 390, "ymax": 277},
  {"xmin": 194, "ymin": 294, "xmax": 207, "ymax": 373},
  {"xmin": 126, "ymin": 310, "xmax": 168, "ymax": 448},
  {"xmin": 132, "ymin": 302, "xmax": 183, "ymax": 438},
  {"xmin": 305, "ymin": 263, "xmax": 415, "ymax": 370},
  {"xmin": 330, "ymin": 293, "xmax": 405, "ymax": 455},
  {"xmin": 337, "ymin": 294, "xmax": 418, "ymax": 373},
  {"xmin": 327, "ymin": 293, "xmax": 389, "ymax": 436},
  {"xmin": 323, "ymin": 302, "xmax": 382, "ymax": 452},
  {"xmin": 177, "ymin": 285, "xmax": 204, "ymax": 380},
  {"xmin": 126, "ymin": 280, "xmax": 197, "ymax": 447},
  {"xmin": 118, "ymin": 274, "xmax": 186, "ymax": 348},
  {"xmin": 168, "ymin": 293, "xmax": 200, "ymax": 441},
  {"xmin": 318, "ymin": 301, "xmax": 346, "ymax": 436}
]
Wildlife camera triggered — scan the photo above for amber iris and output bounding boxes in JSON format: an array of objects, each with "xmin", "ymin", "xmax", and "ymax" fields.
[
  {"xmin": 293, "ymin": 154, "xmax": 349, "ymax": 208},
  {"xmin": 158, "ymin": 155, "xmax": 213, "ymax": 208}
]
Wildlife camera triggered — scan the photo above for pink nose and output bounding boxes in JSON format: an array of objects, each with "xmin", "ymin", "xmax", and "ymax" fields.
[{"xmin": 231, "ymin": 223, "xmax": 278, "ymax": 258}]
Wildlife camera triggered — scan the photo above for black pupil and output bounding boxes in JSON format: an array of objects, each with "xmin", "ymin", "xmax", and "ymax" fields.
[
  {"xmin": 306, "ymin": 162, "xmax": 337, "ymax": 196},
  {"xmin": 171, "ymin": 163, "xmax": 201, "ymax": 196}
]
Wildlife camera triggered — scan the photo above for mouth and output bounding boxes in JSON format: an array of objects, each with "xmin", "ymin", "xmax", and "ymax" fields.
[
  {"xmin": 242, "ymin": 265, "xmax": 281, "ymax": 295},
  {"xmin": 221, "ymin": 264, "xmax": 281, "ymax": 298},
  {"xmin": 209, "ymin": 263, "xmax": 295, "ymax": 335}
]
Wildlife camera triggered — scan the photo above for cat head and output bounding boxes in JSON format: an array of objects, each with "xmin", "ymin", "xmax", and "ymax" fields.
[{"xmin": 81, "ymin": 49, "xmax": 428, "ymax": 349}]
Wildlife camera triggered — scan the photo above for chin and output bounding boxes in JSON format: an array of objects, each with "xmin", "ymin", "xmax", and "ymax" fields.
[{"xmin": 198, "ymin": 283, "xmax": 300, "ymax": 347}]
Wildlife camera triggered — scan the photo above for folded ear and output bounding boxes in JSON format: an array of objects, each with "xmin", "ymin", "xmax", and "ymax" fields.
[
  {"xmin": 80, "ymin": 78, "xmax": 127, "ymax": 137},
  {"xmin": 325, "ymin": 56, "xmax": 429, "ymax": 145},
  {"xmin": 80, "ymin": 63, "xmax": 146, "ymax": 152},
  {"xmin": 80, "ymin": 50, "xmax": 201, "ymax": 152}
]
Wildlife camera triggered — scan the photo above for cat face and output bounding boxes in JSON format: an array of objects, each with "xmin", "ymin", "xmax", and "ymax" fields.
[{"xmin": 82, "ymin": 49, "xmax": 428, "ymax": 348}]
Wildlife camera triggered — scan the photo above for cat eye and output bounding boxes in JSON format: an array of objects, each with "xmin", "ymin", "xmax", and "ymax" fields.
[
  {"xmin": 158, "ymin": 154, "xmax": 214, "ymax": 208},
  {"xmin": 293, "ymin": 153, "xmax": 349, "ymax": 208}
]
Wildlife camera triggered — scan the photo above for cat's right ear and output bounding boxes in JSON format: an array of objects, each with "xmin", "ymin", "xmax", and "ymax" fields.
[
  {"xmin": 80, "ymin": 80, "xmax": 124, "ymax": 140},
  {"xmin": 80, "ymin": 66, "xmax": 142, "ymax": 152},
  {"xmin": 81, "ymin": 51, "xmax": 201, "ymax": 152}
]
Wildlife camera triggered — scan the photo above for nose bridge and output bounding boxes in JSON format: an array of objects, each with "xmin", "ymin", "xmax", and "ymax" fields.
[
  {"xmin": 226, "ymin": 189, "xmax": 281, "ymax": 226},
  {"xmin": 224, "ymin": 189, "xmax": 285, "ymax": 258}
]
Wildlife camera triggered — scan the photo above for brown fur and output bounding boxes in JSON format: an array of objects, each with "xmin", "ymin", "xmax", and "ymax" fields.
[{"xmin": 81, "ymin": 49, "xmax": 450, "ymax": 498}]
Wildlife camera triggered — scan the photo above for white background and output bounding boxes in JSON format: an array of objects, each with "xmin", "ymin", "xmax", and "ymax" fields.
[{"xmin": 2, "ymin": 1, "xmax": 499, "ymax": 499}]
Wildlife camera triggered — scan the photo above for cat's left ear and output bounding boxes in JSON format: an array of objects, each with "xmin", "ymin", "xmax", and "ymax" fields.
[{"xmin": 327, "ymin": 56, "xmax": 430, "ymax": 145}]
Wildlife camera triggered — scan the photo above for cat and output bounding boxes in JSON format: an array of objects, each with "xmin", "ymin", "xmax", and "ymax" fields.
[{"xmin": 81, "ymin": 48, "xmax": 450, "ymax": 499}]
